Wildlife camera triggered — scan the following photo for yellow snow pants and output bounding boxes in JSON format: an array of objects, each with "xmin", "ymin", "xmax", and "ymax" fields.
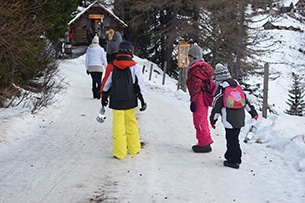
[{"xmin": 112, "ymin": 108, "xmax": 141, "ymax": 159}]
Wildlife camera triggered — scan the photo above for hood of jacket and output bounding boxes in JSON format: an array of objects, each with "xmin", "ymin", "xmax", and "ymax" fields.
[
  {"xmin": 188, "ymin": 60, "xmax": 214, "ymax": 79},
  {"xmin": 112, "ymin": 53, "xmax": 136, "ymax": 70},
  {"xmin": 219, "ymin": 78, "xmax": 238, "ymax": 89},
  {"xmin": 188, "ymin": 58, "xmax": 203, "ymax": 68}
]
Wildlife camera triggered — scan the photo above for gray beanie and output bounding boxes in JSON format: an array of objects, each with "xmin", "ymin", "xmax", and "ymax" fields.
[
  {"xmin": 188, "ymin": 45, "xmax": 203, "ymax": 59},
  {"xmin": 214, "ymin": 63, "xmax": 231, "ymax": 84}
]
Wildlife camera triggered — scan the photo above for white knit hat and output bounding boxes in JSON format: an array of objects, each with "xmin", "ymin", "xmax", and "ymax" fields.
[
  {"xmin": 214, "ymin": 63, "xmax": 231, "ymax": 84},
  {"xmin": 92, "ymin": 35, "xmax": 99, "ymax": 44}
]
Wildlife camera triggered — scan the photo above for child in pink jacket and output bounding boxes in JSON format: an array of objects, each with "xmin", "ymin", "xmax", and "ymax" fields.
[{"xmin": 186, "ymin": 44, "xmax": 214, "ymax": 153}]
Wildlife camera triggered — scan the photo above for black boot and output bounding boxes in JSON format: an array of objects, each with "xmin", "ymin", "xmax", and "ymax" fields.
[
  {"xmin": 192, "ymin": 144, "xmax": 212, "ymax": 153},
  {"xmin": 223, "ymin": 160, "xmax": 240, "ymax": 169},
  {"xmin": 95, "ymin": 88, "xmax": 100, "ymax": 99}
]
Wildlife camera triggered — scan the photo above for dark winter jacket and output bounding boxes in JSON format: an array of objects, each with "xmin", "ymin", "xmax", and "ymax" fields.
[
  {"xmin": 186, "ymin": 60, "xmax": 214, "ymax": 102},
  {"xmin": 86, "ymin": 28, "xmax": 94, "ymax": 45},
  {"xmin": 101, "ymin": 53, "xmax": 145, "ymax": 110},
  {"xmin": 107, "ymin": 31, "xmax": 122, "ymax": 63},
  {"xmin": 209, "ymin": 78, "xmax": 258, "ymax": 129}
]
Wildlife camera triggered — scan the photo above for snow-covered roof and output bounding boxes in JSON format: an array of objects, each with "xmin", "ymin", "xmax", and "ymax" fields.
[{"xmin": 68, "ymin": 0, "xmax": 127, "ymax": 28}]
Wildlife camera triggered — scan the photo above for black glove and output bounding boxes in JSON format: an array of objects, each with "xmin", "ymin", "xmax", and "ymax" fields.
[
  {"xmin": 86, "ymin": 70, "xmax": 90, "ymax": 75},
  {"xmin": 210, "ymin": 118, "xmax": 218, "ymax": 129},
  {"xmin": 190, "ymin": 102, "xmax": 196, "ymax": 112},
  {"xmin": 101, "ymin": 91, "xmax": 109, "ymax": 106},
  {"xmin": 139, "ymin": 102, "xmax": 147, "ymax": 111}
]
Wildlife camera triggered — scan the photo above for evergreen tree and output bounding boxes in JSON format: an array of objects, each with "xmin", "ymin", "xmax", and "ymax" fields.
[
  {"xmin": 114, "ymin": 0, "xmax": 204, "ymax": 78},
  {"xmin": 200, "ymin": 0, "xmax": 242, "ymax": 68},
  {"xmin": 285, "ymin": 72, "xmax": 305, "ymax": 116},
  {"xmin": 113, "ymin": 0, "xmax": 266, "ymax": 79},
  {"xmin": 40, "ymin": 0, "xmax": 79, "ymax": 43}
]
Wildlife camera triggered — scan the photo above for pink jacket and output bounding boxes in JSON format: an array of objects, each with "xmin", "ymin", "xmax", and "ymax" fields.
[{"xmin": 186, "ymin": 60, "xmax": 214, "ymax": 102}]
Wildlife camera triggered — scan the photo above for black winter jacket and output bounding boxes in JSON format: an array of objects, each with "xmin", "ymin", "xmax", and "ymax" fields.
[{"xmin": 209, "ymin": 78, "xmax": 258, "ymax": 129}]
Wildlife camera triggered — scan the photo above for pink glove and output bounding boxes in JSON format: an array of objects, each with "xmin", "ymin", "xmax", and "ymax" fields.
[{"xmin": 253, "ymin": 115, "xmax": 258, "ymax": 120}]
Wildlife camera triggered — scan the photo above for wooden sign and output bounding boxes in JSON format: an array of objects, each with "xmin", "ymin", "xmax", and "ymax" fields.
[
  {"xmin": 89, "ymin": 14, "xmax": 104, "ymax": 20},
  {"xmin": 178, "ymin": 41, "xmax": 190, "ymax": 68}
]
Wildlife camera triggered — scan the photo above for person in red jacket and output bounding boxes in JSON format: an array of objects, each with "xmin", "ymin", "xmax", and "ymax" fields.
[
  {"xmin": 186, "ymin": 44, "xmax": 214, "ymax": 153},
  {"xmin": 68, "ymin": 27, "xmax": 72, "ymax": 43}
]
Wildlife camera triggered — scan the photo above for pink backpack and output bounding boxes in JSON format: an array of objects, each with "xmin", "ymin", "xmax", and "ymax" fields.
[{"xmin": 223, "ymin": 85, "xmax": 246, "ymax": 109}]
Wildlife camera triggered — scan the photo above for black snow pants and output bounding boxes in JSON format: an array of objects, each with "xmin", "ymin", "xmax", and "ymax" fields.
[{"xmin": 224, "ymin": 128, "xmax": 242, "ymax": 164}]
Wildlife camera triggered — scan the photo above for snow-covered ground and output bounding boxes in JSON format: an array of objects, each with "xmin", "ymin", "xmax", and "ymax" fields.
[
  {"xmin": 1, "ymin": 6, "xmax": 305, "ymax": 203},
  {"xmin": 0, "ymin": 52, "xmax": 305, "ymax": 202}
]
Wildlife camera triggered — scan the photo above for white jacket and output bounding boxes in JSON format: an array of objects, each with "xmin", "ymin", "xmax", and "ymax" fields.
[
  {"xmin": 85, "ymin": 44, "xmax": 108, "ymax": 72},
  {"xmin": 103, "ymin": 64, "xmax": 145, "ymax": 101}
]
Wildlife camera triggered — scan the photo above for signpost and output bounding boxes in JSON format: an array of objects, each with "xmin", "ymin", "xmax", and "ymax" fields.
[
  {"xmin": 262, "ymin": 63, "xmax": 269, "ymax": 118},
  {"xmin": 177, "ymin": 41, "xmax": 190, "ymax": 92}
]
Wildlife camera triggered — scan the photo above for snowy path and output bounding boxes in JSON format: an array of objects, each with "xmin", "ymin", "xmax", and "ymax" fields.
[{"xmin": 0, "ymin": 58, "xmax": 304, "ymax": 203}]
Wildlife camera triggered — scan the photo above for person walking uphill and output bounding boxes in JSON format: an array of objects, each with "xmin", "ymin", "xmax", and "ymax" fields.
[
  {"xmin": 106, "ymin": 30, "xmax": 122, "ymax": 63},
  {"xmin": 85, "ymin": 36, "xmax": 108, "ymax": 99},
  {"xmin": 100, "ymin": 41, "xmax": 147, "ymax": 160},
  {"xmin": 186, "ymin": 44, "xmax": 215, "ymax": 153},
  {"xmin": 210, "ymin": 63, "xmax": 258, "ymax": 169}
]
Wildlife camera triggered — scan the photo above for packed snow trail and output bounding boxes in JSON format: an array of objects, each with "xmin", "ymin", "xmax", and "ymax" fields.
[{"xmin": 0, "ymin": 56, "xmax": 304, "ymax": 203}]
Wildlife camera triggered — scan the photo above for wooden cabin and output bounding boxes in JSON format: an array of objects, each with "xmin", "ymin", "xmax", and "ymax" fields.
[
  {"xmin": 262, "ymin": 21, "xmax": 278, "ymax": 30},
  {"xmin": 68, "ymin": 1, "xmax": 127, "ymax": 45},
  {"xmin": 296, "ymin": 0, "xmax": 305, "ymax": 16}
]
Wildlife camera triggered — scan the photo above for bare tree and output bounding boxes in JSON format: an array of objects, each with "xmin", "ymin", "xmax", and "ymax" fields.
[
  {"xmin": 0, "ymin": 0, "xmax": 61, "ymax": 110},
  {"xmin": 0, "ymin": 1, "xmax": 46, "ymax": 92}
]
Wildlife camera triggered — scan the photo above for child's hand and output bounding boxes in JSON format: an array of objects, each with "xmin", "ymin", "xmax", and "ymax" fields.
[
  {"xmin": 139, "ymin": 102, "xmax": 147, "ymax": 111},
  {"xmin": 190, "ymin": 102, "xmax": 196, "ymax": 112},
  {"xmin": 101, "ymin": 92, "xmax": 109, "ymax": 106}
]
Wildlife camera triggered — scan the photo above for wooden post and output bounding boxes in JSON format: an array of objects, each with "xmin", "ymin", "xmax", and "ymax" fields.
[
  {"xmin": 262, "ymin": 63, "xmax": 269, "ymax": 118},
  {"xmin": 177, "ymin": 68, "xmax": 182, "ymax": 90},
  {"xmin": 162, "ymin": 61, "xmax": 167, "ymax": 85},
  {"xmin": 149, "ymin": 64, "xmax": 153, "ymax": 81},
  {"xmin": 142, "ymin": 65, "xmax": 145, "ymax": 74},
  {"xmin": 180, "ymin": 68, "xmax": 188, "ymax": 92}
]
